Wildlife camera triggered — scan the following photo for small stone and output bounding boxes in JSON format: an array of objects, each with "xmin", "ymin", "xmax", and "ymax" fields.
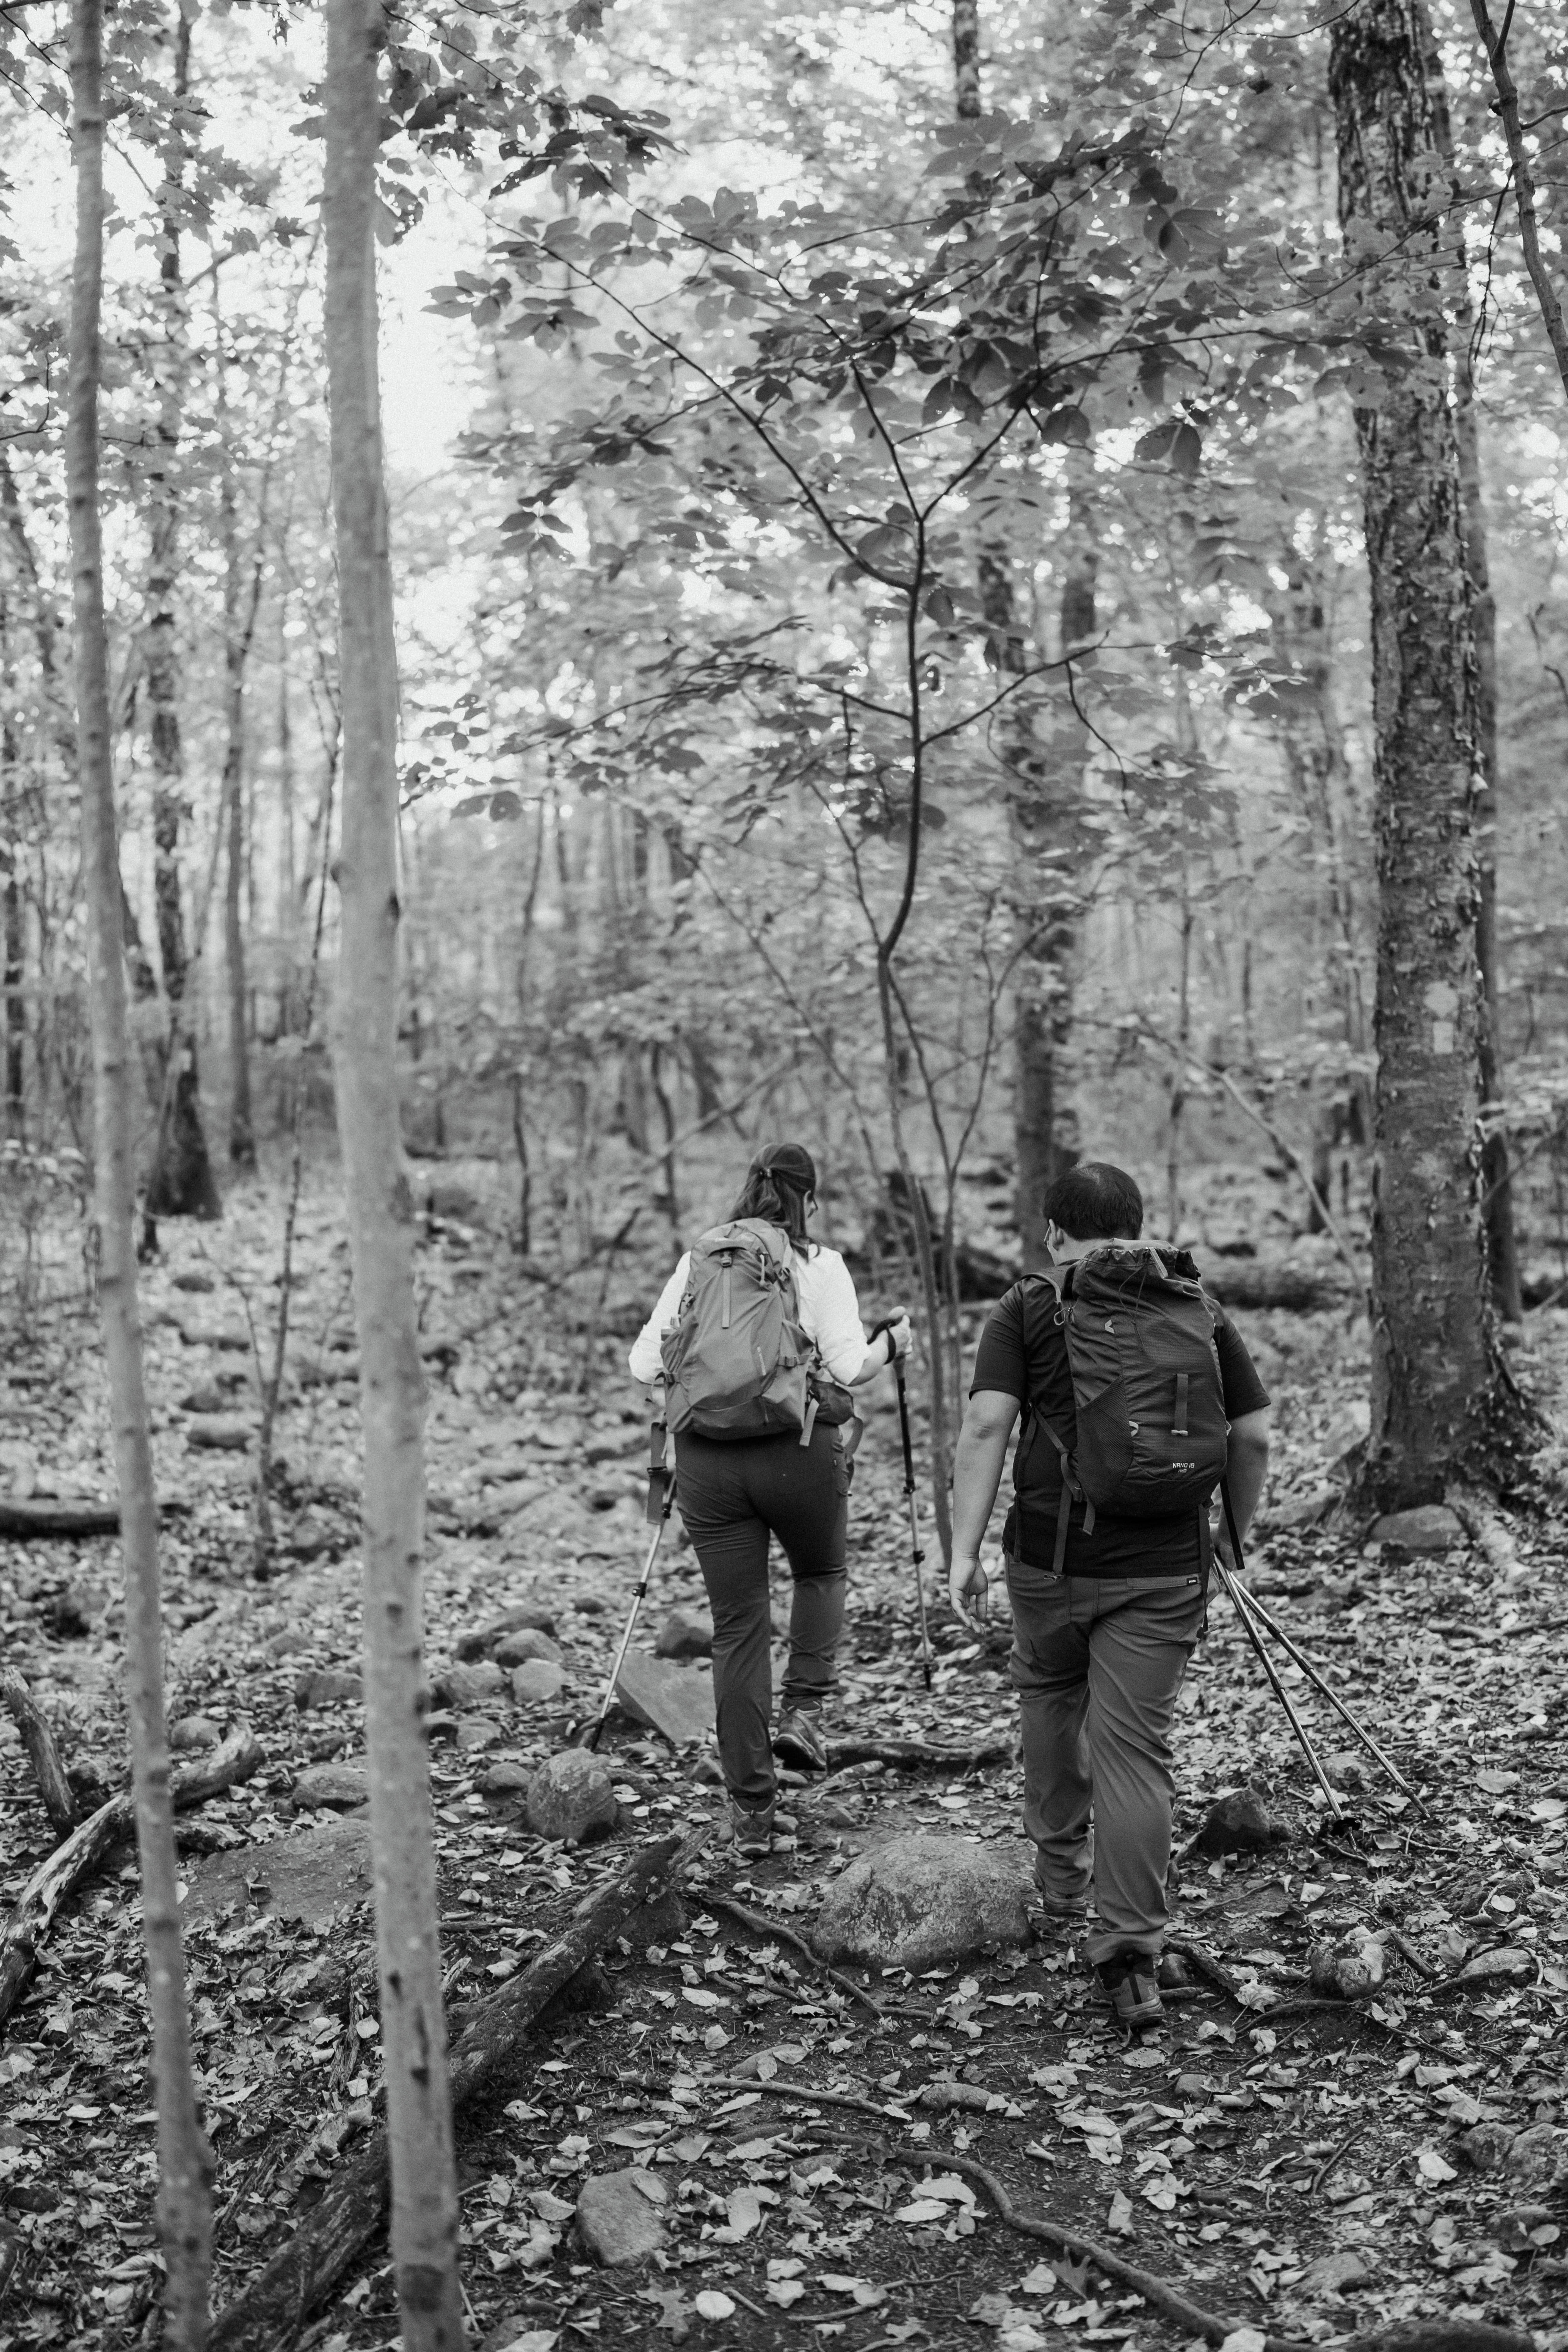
[
  {"xmin": 186, "ymin": 1417, "xmax": 252, "ymax": 1452},
  {"xmin": 613, "ymin": 1653, "xmax": 716, "ymax": 1747},
  {"xmin": 294, "ymin": 1668, "xmax": 363, "ymax": 1710},
  {"xmin": 620, "ymin": 1888, "xmax": 686, "ymax": 1955},
  {"xmin": 654, "ymin": 1606, "xmax": 714, "ymax": 1661},
  {"xmin": 169, "ymin": 1715, "xmax": 222, "ymax": 1752},
  {"xmin": 1457, "ymin": 1946, "xmax": 1534, "ymax": 1985},
  {"xmin": 178, "ymin": 1384, "xmax": 227, "ymax": 1416},
  {"xmin": 287, "ymin": 1521, "xmax": 337, "ymax": 1563},
  {"xmin": 1370, "ymin": 1504, "xmax": 1464, "ymax": 1554},
  {"xmin": 433, "ymin": 1660, "xmax": 508, "ymax": 1710},
  {"xmin": 265, "ymin": 1629, "xmax": 312, "ymax": 1659},
  {"xmin": 427, "ymin": 1180, "xmax": 483, "ymax": 1224},
  {"xmin": 512, "ymin": 1660, "xmax": 568, "ymax": 1706},
  {"xmin": 1459, "ymin": 2121, "xmax": 1519, "ymax": 2171},
  {"xmin": 572, "ymin": 1595, "xmax": 608, "ymax": 1616},
  {"xmin": 478, "ymin": 1761, "xmax": 532, "ymax": 1797},
  {"xmin": 1323, "ymin": 1749, "xmax": 1369, "ymax": 1793},
  {"xmin": 1302, "ymin": 2249, "xmax": 1370, "ymax": 2294},
  {"xmin": 576, "ymin": 2169, "xmax": 667, "ymax": 2267},
  {"xmin": 811, "ymin": 1832, "xmax": 1034, "ymax": 1969},
  {"xmin": 1269, "ymin": 1485, "xmax": 1339, "ymax": 1531},
  {"xmin": 455, "ymin": 1718, "xmax": 501, "ymax": 1751},
  {"xmin": 1503, "ymin": 2123, "xmax": 1566, "ymax": 2189},
  {"xmin": 290, "ymin": 1763, "xmax": 370, "ymax": 1813},
  {"xmin": 1308, "ymin": 1926, "xmax": 1386, "ymax": 2000},
  {"xmin": 1496, "ymin": 2204, "xmax": 1556, "ymax": 2254},
  {"xmin": 455, "ymin": 1604, "xmax": 559, "ymax": 1661},
  {"xmin": 171, "ymin": 1270, "xmax": 215, "ymax": 1292},
  {"xmin": 526, "ymin": 1749, "xmax": 618, "ymax": 1843},
  {"xmin": 1188, "ymin": 1788, "xmax": 1287, "ymax": 1858},
  {"xmin": 495, "ymin": 1628, "xmax": 563, "ymax": 1668}
]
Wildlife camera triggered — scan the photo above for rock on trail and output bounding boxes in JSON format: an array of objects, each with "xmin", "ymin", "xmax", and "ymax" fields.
[
  {"xmin": 812, "ymin": 1832, "xmax": 1034, "ymax": 1969},
  {"xmin": 575, "ymin": 2169, "xmax": 668, "ymax": 2266},
  {"xmin": 526, "ymin": 1749, "xmax": 618, "ymax": 1842}
]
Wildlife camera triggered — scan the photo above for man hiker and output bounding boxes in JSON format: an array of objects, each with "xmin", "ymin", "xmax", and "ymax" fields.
[{"xmin": 947, "ymin": 1161, "xmax": 1271, "ymax": 2026}]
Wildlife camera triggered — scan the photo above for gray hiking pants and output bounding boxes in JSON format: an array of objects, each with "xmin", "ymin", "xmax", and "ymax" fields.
[
  {"xmin": 674, "ymin": 1424, "xmax": 849, "ymax": 1809},
  {"xmin": 1005, "ymin": 1560, "xmax": 1204, "ymax": 1965}
]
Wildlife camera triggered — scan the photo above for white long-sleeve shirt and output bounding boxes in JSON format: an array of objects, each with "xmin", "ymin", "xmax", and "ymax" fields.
[{"xmin": 628, "ymin": 1243, "xmax": 877, "ymax": 1388}]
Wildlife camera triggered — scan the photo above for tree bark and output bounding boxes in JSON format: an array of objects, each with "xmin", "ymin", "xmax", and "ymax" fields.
[
  {"xmin": 1330, "ymin": 0, "xmax": 1517, "ymax": 1504},
  {"xmin": 324, "ymin": 1, "xmax": 464, "ymax": 2344},
  {"xmin": 1, "ymin": 610, "xmax": 22, "ymax": 1140},
  {"xmin": 216, "ymin": 310, "xmax": 257, "ymax": 1173},
  {"xmin": 142, "ymin": 8, "xmax": 220, "ymax": 1224},
  {"xmin": 66, "ymin": 0, "xmax": 214, "ymax": 2334},
  {"xmin": 0, "ymin": 1667, "xmax": 80, "ymax": 1837},
  {"xmin": 1417, "ymin": 10, "xmax": 1523, "ymax": 1322}
]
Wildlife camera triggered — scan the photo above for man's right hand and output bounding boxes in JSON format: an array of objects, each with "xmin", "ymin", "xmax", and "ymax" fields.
[{"xmin": 949, "ymin": 1550, "xmax": 989, "ymax": 1631}]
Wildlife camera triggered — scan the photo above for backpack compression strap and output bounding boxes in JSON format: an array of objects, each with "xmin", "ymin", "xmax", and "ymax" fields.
[{"xmin": 1039, "ymin": 1421, "xmax": 1095, "ymax": 1575}]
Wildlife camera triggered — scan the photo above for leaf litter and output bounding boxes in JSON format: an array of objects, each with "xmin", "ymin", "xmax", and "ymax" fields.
[{"xmin": 2, "ymin": 1197, "xmax": 1568, "ymax": 2351}]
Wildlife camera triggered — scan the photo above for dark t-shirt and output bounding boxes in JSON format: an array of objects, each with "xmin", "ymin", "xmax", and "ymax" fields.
[{"xmin": 970, "ymin": 1259, "xmax": 1271, "ymax": 1577}]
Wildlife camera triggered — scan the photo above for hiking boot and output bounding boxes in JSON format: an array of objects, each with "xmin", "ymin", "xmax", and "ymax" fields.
[
  {"xmin": 773, "ymin": 1709, "xmax": 829, "ymax": 1771},
  {"xmin": 1097, "ymin": 1948, "xmax": 1163, "ymax": 2029},
  {"xmin": 1033, "ymin": 1863, "xmax": 1089, "ymax": 1923},
  {"xmin": 727, "ymin": 1798, "xmax": 777, "ymax": 1857}
]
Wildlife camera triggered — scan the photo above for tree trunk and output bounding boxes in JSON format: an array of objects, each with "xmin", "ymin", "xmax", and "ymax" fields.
[
  {"xmin": 1417, "ymin": 9, "xmax": 1523, "ymax": 1323},
  {"xmin": 324, "ymin": 0, "xmax": 465, "ymax": 2344},
  {"xmin": 143, "ymin": 9, "xmax": 220, "ymax": 1224},
  {"xmin": 1, "ymin": 601, "xmax": 23, "ymax": 1140},
  {"xmin": 216, "ymin": 314, "xmax": 257, "ymax": 1173},
  {"xmin": 1330, "ymin": 0, "xmax": 1518, "ymax": 1503},
  {"xmin": 66, "ymin": 0, "xmax": 212, "ymax": 2337}
]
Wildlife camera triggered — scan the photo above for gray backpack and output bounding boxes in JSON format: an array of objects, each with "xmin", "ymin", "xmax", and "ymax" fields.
[{"xmin": 661, "ymin": 1220, "xmax": 813, "ymax": 1440}]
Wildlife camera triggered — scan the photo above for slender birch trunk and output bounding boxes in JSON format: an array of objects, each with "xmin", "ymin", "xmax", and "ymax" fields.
[
  {"xmin": 216, "ymin": 318, "xmax": 256, "ymax": 1173},
  {"xmin": 66, "ymin": 0, "xmax": 212, "ymax": 2338},
  {"xmin": 323, "ymin": 0, "xmax": 464, "ymax": 2341}
]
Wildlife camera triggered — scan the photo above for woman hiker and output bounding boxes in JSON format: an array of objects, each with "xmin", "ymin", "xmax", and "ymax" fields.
[{"xmin": 629, "ymin": 1143, "xmax": 911, "ymax": 1856}]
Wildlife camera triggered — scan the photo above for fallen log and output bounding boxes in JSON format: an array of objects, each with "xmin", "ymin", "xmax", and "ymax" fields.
[
  {"xmin": 824, "ymin": 1736, "xmax": 1012, "ymax": 1769},
  {"xmin": 0, "ymin": 1721, "xmax": 264, "ymax": 2032},
  {"xmin": 0, "ymin": 1497, "xmax": 121, "ymax": 1537},
  {"xmin": 0, "ymin": 1667, "xmax": 80, "ymax": 1836},
  {"xmin": 207, "ymin": 1827, "xmax": 702, "ymax": 2352}
]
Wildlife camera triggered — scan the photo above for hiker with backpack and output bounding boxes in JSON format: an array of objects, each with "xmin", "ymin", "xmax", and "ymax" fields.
[
  {"xmin": 947, "ymin": 1162, "xmax": 1271, "ymax": 2027},
  {"xmin": 629, "ymin": 1143, "xmax": 912, "ymax": 1855}
]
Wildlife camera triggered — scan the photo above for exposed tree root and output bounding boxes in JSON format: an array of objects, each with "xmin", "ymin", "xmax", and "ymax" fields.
[
  {"xmin": 0, "ymin": 1498, "xmax": 121, "ymax": 1537},
  {"xmin": 689, "ymin": 1883, "xmax": 885, "ymax": 2019},
  {"xmin": 823, "ymin": 1736, "xmax": 1013, "ymax": 1768}
]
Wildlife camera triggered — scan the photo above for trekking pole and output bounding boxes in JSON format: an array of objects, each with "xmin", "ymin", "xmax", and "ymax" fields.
[
  {"xmin": 874, "ymin": 1317, "xmax": 934, "ymax": 1691},
  {"xmin": 1223, "ymin": 1572, "xmax": 1428, "ymax": 1815},
  {"xmin": 585, "ymin": 1425, "xmax": 676, "ymax": 1753},
  {"xmin": 1215, "ymin": 1485, "xmax": 1345, "ymax": 1818},
  {"xmin": 1213, "ymin": 1553, "xmax": 1346, "ymax": 1821}
]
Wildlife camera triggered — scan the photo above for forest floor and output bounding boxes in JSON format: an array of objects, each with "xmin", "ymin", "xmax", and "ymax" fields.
[{"xmin": 2, "ymin": 1178, "xmax": 1568, "ymax": 2352}]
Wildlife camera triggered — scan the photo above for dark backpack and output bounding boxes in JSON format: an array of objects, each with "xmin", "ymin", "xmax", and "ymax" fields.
[
  {"xmin": 1029, "ymin": 1244, "xmax": 1229, "ymax": 1572},
  {"xmin": 661, "ymin": 1220, "xmax": 813, "ymax": 1441}
]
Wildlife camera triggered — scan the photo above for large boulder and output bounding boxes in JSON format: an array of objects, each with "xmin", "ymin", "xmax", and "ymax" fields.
[
  {"xmin": 182, "ymin": 1815, "xmax": 373, "ymax": 1931},
  {"xmin": 290, "ymin": 1763, "xmax": 370, "ymax": 1813},
  {"xmin": 527, "ymin": 1749, "xmax": 619, "ymax": 1843},
  {"xmin": 811, "ymin": 1833, "xmax": 1033, "ymax": 1970},
  {"xmin": 613, "ymin": 1655, "xmax": 715, "ymax": 1747},
  {"xmin": 576, "ymin": 2169, "xmax": 667, "ymax": 2266},
  {"xmin": 1370, "ymin": 1505, "xmax": 1464, "ymax": 1555}
]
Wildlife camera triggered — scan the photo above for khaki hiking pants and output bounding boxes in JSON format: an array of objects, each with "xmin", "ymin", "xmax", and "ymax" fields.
[{"xmin": 1005, "ymin": 1559, "xmax": 1204, "ymax": 1966}]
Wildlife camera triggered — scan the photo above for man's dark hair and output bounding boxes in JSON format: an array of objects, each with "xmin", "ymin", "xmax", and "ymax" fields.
[{"xmin": 1042, "ymin": 1162, "xmax": 1144, "ymax": 1241}]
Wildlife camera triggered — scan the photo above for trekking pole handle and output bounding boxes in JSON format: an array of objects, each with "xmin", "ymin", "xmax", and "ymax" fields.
[{"xmin": 868, "ymin": 1310, "xmax": 911, "ymax": 1366}]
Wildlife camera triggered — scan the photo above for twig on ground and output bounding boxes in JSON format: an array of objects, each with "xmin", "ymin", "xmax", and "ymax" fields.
[
  {"xmin": 0, "ymin": 1667, "xmax": 80, "ymax": 1835},
  {"xmin": 701, "ymin": 2072, "xmax": 915, "ymax": 2124},
  {"xmin": 1386, "ymin": 1927, "xmax": 1442, "ymax": 1980},
  {"xmin": 0, "ymin": 1722, "xmax": 265, "ymax": 2031},
  {"xmin": 207, "ymin": 1829, "xmax": 705, "ymax": 2352},
  {"xmin": 1164, "ymin": 1937, "xmax": 1249, "ymax": 2002},
  {"xmin": 690, "ymin": 1883, "xmax": 884, "ymax": 2019},
  {"xmin": 1308, "ymin": 2115, "xmax": 1365, "ymax": 2196},
  {"xmin": 925, "ymin": 2147, "xmax": 1315, "ymax": 2352},
  {"xmin": 823, "ymin": 1736, "xmax": 1013, "ymax": 1768}
]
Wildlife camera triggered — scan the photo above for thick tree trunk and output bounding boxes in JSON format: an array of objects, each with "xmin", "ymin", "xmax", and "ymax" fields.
[
  {"xmin": 1330, "ymin": 0, "xmax": 1517, "ymax": 1504},
  {"xmin": 66, "ymin": 0, "xmax": 213, "ymax": 2337},
  {"xmin": 324, "ymin": 1, "xmax": 465, "ymax": 2344},
  {"xmin": 143, "ymin": 10, "xmax": 220, "ymax": 1223},
  {"xmin": 1416, "ymin": 10, "xmax": 1523, "ymax": 1323},
  {"xmin": 1, "ymin": 626, "xmax": 22, "ymax": 1140}
]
